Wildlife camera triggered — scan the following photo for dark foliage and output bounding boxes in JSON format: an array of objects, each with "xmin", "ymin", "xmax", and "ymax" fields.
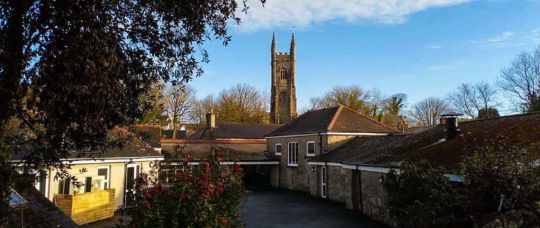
[
  {"xmin": 384, "ymin": 161, "xmax": 461, "ymax": 227},
  {"xmin": 384, "ymin": 139, "xmax": 540, "ymax": 227},
  {"xmin": 0, "ymin": 0, "xmax": 261, "ymax": 222},
  {"xmin": 461, "ymin": 140, "xmax": 540, "ymax": 225}
]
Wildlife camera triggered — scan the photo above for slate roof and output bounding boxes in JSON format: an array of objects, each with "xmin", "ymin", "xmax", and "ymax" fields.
[
  {"xmin": 190, "ymin": 122, "xmax": 282, "ymax": 139},
  {"xmin": 170, "ymin": 144, "xmax": 275, "ymax": 161},
  {"xmin": 11, "ymin": 127, "xmax": 162, "ymax": 161},
  {"xmin": 129, "ymin": 125, "xmax": 162, "ymax": 147},
  {"xmin": 9, "ymin": 178, "xmax": 78, "ymax": 227},
  {"xmin": 311, "ymin": 112, "xmax": 540, "ymax": 170},
  {"xmin": 266, "ymin": 106, "xmax": 399, "ymax": 137}
]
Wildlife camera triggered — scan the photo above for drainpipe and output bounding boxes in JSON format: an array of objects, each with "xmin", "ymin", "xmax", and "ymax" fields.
[
  {"xmin": 278, "ymin": 162, "xmax": 281, "ymax": 188},
  {"xmin": 325, "ymin": 161, "xmax": 328, "ymax": 198},
  {"xmin": 357, "ymin": 164, "xmax": 363, "ymax": 213},
  {"xmin": 318, "ymin": 132, "xmax": 323, "ymax": 154}
]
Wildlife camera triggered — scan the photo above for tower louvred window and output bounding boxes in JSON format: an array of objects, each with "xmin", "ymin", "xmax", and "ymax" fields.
[{"xmin": 281, "ymin": 68, "xmax": 288, "ymax": 79}]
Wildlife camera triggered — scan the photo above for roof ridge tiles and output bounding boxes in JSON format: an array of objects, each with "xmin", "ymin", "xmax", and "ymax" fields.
[{"xmin": 460, "ymin": 111, "xmax": 540, "ymax": 125}]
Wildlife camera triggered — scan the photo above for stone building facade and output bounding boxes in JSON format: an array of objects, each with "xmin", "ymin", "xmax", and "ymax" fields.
[
  {"xmin": 307, "ymin": 112, "xmax": 540, "ymax": 225},
  {"xmin": 265, "ymin": 106, "xmax": 398, "ymax": 193}
]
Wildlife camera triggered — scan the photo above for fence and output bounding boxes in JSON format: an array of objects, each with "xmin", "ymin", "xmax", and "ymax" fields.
[{"xmin": 55, "ymin": 189, "xmax": 115, "ymax": 225}]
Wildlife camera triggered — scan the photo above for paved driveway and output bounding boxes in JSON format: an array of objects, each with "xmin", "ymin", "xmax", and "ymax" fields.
[{"xmin": 240, "ymin": 188, "xmax": 387, "ymax": 228}]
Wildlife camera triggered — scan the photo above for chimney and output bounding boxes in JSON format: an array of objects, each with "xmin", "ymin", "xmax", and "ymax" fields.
[
  {"xmin": 205, "ymin": 109, "xmax": 216, "ymax": 129},
  {"xmin": 177, "ymin": 125, "xmax": 187, "ymax": 139},
  {"xmin": 440, "ymin": 112, "xmax": 463, "ymax": 139},
  {"xmin": 438, "ymin": 117, "xmax": 447, "ymax": 126}
]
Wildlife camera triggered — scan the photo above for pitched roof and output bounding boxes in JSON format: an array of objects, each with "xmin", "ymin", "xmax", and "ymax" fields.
[
  {"xmin": 9, "ymin": 178, "xmax": 78, "ymax": 227},
  {"xmin": 166, "ymin": 144, "xmax": 276, "ymax": 161},
  {"xmin": 129, "ymin": 125, "xmax": 162, "ymax": 147},
  {"xmin": 311, "ymin": 112, "xmax": 540, "ymax": 170},
  {"xmin": 266, "ymin": 106, "xmax": 399, "ymax": 137},
  {"xmin": 190, "ymin": 122, "xmax": 282, "ymax": 139},
  {"xmin": 11, "ymin": 127, "xmax": 162, "ymax": 161},
  {"xmin": 309, "ymin": 135, "xmax": 408, "ymax": 164}
]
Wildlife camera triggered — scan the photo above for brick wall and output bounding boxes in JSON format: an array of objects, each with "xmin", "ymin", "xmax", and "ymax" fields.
[{"xmin": 55, "ymin": 189, "xmax": 115, "ymax": 225}]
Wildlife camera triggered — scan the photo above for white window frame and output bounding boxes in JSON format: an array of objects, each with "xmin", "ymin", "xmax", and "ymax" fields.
[
  {"xmin": 125, "ymin": 164, "xmax": 141, "ymax": 202},
  {"xmin": 34, "ymin": 171, "xmax": 49, "ymax": 198},
  {"xmin": 287, "ymin": 142, "xmax": 299, "ymax": 167},
  {"xmin": 275, "ymin": 143, "xmax": 283, "ymax": 155},
  {"xmin": 306, "ymin": 141, "xmax": 316, "ymax": 157},
  {"xmin": 321, "ymin": 166, "xmax": 327, "ymax": 198},
  {"xmin": 97, "ymin": 166, "xmax": 110, "ymax": 190},
  {"xmin": 58, "ymin": 178, "xmax": 71, "ymax": 195}
]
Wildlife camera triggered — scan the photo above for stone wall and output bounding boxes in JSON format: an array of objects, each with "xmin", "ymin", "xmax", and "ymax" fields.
[
  {"xmin": 327, "ymin": 166, "xmax": 351, "ymax": 205},
  {"xmin": 270, "ymin": 165, "xmax": 280, "ymax": 187},
  {"xmin": 55, "ymin": 189, "xmax": 115, "ymax": 225},
  {"xmin": 309, "ymin": 166, "xmax": 320, "ymax": 197},
  {"xmin": 267, "ymin": 135, "xmax": 321, "ymax": 192},
  {"xmin": 360, "ymin": 171, "xmax": 390, "ymax": 223}
]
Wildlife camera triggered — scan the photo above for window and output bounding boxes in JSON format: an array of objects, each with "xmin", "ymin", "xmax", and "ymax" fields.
[
  {"xmin": 34, "ymin": 171, "xmax": 49, "ymax": 197},
  {"xmin": 280, "ymin": 68, "xmax": 288, "ymax": 80},
  {"xmin": 84, "ymin": 177, "xmax": 92, "ymax": 193},
  {"xmin": 306, "ymin": 141, "xmax": 315, "ymax": 156},
  {"xmin": 160, "ymin": 169, "xmax": 171, "ymax": 184},
  {"xmin": 275, "ymin": 143, "xmax": 282, "ymax": 155},
  {"xmin": 58, "ymin": 178, "xmax": 71, "ymax": 195},
  {"xmin": 321, "ymin": 167, "xmax": 327, "ymax": 198},
  {"xmin": 98, "ymin": 166, "xmax": 110, "ymax": 189},
  {"xmin": 287, "ymin": 142, "xmax": 299, "ymax": 166}
]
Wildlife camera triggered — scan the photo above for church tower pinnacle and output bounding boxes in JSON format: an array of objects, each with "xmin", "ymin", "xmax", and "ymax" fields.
[{"xmin": 270, "ymin": 33, "xmax": 297, "ymax": 124}]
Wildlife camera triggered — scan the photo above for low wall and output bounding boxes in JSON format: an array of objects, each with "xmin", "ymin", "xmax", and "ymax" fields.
[{"xmin": 55, "ymin": 189, "xmax": 115, "ymax": 225}]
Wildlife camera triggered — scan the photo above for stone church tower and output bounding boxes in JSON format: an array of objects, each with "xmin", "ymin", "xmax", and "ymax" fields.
[{"xmin": 270, "ymin": 33, "xmax": 297, "ymax": 124}]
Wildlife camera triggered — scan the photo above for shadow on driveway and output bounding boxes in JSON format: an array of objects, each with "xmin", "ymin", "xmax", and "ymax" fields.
[{"xmin": 240, "ymin": 188, "xmax": 387, "ymax": 228}]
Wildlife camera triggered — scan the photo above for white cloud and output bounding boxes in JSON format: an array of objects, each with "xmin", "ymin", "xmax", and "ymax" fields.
[
  {"xmin": 235, "ymin": 0, "xmax": 471, "ymax": 31},
  {"xmin": 472, "ymin": 31, "xmax": 515, "ymax": 45},
  {"xmin": 428, "ymin": 45, "xmax": 442, "ymax": 49}
]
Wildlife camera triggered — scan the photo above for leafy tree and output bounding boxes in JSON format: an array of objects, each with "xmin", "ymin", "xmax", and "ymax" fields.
[
  {"xmin": 124, "ymin": 151, "xmax": 245, "ymax": 227},
  {"xmin": 384, "ymin": 93, "xmax": 407, "ymax": 116},
  {"xmin": 309, "ymin": 85, "xmax": 372, "ymax": 115},
  {"xmin": 499, "ymin": 46, "xmax": 540, "ymax": 113},
  {"xmin": 309, "ymin": 85, "xmax": 407, "ymax": 124},
  {"xmin": 0, "ymin": 0, "xmax": 259, "ymax": 222},
  {"xmin": 384, "ymin": 161, "xmax": 461, "ymax": 227},
  {"xmin": 139, "ymin": 82, "xmax": 166, "ymax": 125}
]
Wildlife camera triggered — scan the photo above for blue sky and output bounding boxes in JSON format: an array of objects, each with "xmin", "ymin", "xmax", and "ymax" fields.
[{"xmin": 188, "ymin": 0, "xmax": 540, "ymax": 113}]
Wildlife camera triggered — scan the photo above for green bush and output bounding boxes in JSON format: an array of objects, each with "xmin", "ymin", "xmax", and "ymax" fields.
[
  {"xmin": 384, "ymin": 141, "xmax": 540, "ymax": 227},
  {"xmin": 461, "ymin": 143, "xmax": 540, "ymax": 226},
  {"xmin": 384, "ymin": 161, "xmax": 461, "ymax": 227}
]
